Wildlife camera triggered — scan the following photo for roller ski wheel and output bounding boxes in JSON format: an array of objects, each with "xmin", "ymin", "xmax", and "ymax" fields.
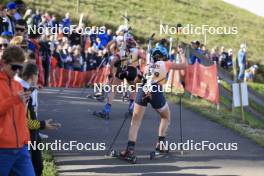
[
  {"xmin": 149, "ymin": 149, "xmax": 169, "ymax": 160},
  {"xmin": 87, "ymin": 94, "xmax": 97, "ymax": 100},
  {"xmin": 110, "ymin": 150, "xmax": 137, "ymax": 164},
  {"xmin": 87, "ymin": 94, "xmax": 105, "ymax": 102},
  {"xmin": 93, "ymin": 111, "xmax": 110, "ymax": 120}
]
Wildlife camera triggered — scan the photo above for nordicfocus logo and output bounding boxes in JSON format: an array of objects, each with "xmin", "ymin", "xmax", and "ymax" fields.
[
  {"xmin": 28, "ymin": 140, "xmax": 106, "ymax": 151},
  {"xmin": 94, "ymin": 83, "xmax": 174, "ymax": 93},
  {"xmin": 28, "ymin": 24, "xmax": 106, "ymax": 35},
  {"xmin": 160, "ymin": 23, "xmax": 238, "ymax": 35},
  {"xmin": 160, "ymin": 140, "xmax": 238, "ymax": 151}
]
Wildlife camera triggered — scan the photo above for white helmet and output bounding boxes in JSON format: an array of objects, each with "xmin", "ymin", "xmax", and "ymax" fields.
[{"xmin": 240, "ymin": 43, "xmax": 247, "ymax": 49}]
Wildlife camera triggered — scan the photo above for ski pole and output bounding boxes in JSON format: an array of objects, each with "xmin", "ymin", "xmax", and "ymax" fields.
[
  {"xmin": 105, "ymin": 112, "xmax": 130, "ymax": 156},
  {"xmin": 179, "ymin": 94, "xmax": 183, "ymax": 155}
]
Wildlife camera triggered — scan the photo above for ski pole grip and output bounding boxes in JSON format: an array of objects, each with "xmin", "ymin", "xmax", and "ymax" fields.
[{"xmin": 149, "ymin": 33, "xmax": 155, "ymax": 40}]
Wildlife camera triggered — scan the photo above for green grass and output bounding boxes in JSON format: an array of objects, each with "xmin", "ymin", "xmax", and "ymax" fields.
[
  {"xmin": 167, "ymin": 94, "xmax": 264, "ymax": 147},
  {"xmin": 42, "ymin": 150, "xmax": 57, "ymax": 176},
  {"xmin": 248, "ymin": 82, "xmax": 264, "ymax": 97},
  {"xmin": 16, "ymin": 0, "xmax": 264, "ymax": 82}
]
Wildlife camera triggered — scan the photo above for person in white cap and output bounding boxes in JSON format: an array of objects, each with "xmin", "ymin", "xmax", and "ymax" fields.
[{"xmin": 244, "ymin": 64, "xmax": 258, "ymax": 82}]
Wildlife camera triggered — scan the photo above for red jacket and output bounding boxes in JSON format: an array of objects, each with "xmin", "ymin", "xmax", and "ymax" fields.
[{"xmin": 0, "ymin": 71, "xmax": 30, "ymax": 148}]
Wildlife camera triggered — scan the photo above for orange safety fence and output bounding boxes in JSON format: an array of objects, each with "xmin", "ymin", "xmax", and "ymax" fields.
[
  {"xmin": 49, "ymin": 67, "xmax": 111, "ymax": 88},
  {"xmin": 184, "ymin": 62, "xmax": 220, "ymax": 104}
]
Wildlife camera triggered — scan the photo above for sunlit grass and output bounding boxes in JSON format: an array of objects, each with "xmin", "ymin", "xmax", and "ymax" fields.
[{"xmin": 167, "ymin": 94, "xmax": 264, "ymax": 147}]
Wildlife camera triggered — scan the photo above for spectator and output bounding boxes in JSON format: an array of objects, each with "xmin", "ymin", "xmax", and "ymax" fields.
[
  {"xmin": 210, "ymin": 46, "xmax": 220, "ymax": 64},
  {"xmin": 189, "ymin": 40, "xmax": 202, "ymax": 64},
  {"xmin": 90, "ymin": 26, "xmax": 98, "ymax": 47},
  {"xmin": 32, "ymin": 9, "xmax": 41, "ymax": 26},
  {"xmin": 39, "ymin": 34, "xmax": 51, "ymax": 86},
  {"xmin": 53, "ymin": 44, "xmax": 63, "ymax": 68},
  {"xmin": 38, "ymin": 14, "xmax": 49, "ymax": 28},
  {"xmin": 10, "ymin": 35, "xmax": 28, "ymax": 51},
  {"xmin": 4, "ymin": 1, "xmax": 17, "ymax": 36},
  {"xmin": 15, "ymin": 63, "xmax": 61, "ymax": 176},
  {"xmin": 244, "ymin": 65, "xmax": 258, "ymax": 82},
  {"xmin": 237, "ymin": 43, "xmax": 247, "ymax": 81},
  {"xmin": 0, "ymin": 3, "xmax": 8, "ymax": 34},
  {"xmin": 23, "ymin": 8, "xmax": 32, "ymax": 23},
  {"xmin": 85, "ymin": 47, "xmax": 97, "ymax": 70},
  {"xmin": 60, "ymin": 42, "xmax": 72, "ymax": 70},
  {"xmin": 50, "ymin": 14, "xmax": 59, "ymax": 33},
  {"xmin": 98, "ymin": 28, "xmax": 113, "ymax": 49},
  {"xmin": 14, "ymin": 0, "xmax": 26, "ymax": 21},
  {"xmin": 69, "ymin": 26, "xmax": 82, "ymax": 46},
  {"xmin": 0, "ymin": 46, "xmax": 35, "ymax": 176},
  {"xmin": 25, "ymin": 51, "xmax": 37, "ymax": 64},
  {"xmin": 15, "ymin": 19, "xmax": 27, "ymax": 36},
  {"xmin": 0, "ymin": 36, "xmax": 9, "ymax": 60},
  {"xmin": 227, "ymin": 48, "xmax": 233, "ymax": 67},
  {"xmin": 200, "ymin": 44, "xmax": 209, "ymax": 58},
  {"xmin": 219, "ymin": 46, "xmax": 229, "ymax": 69},
  {"xmin": 72, "ymin": 46, "xmax": 83, "ymax": 71},
  {"xmin": 61, "ymin": 12, "xmax": 71, "ymax": 35}
]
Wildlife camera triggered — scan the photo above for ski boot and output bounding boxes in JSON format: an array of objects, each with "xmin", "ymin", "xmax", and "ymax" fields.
[
  {"xmin": 150, "ymin": 141, "xmax": 169, "ymax": 160},
  {"xmin": 110, "ymin": 149, "xmax": 137, "ymax": 164},
  {"xmin": 93, "ymin": 103, "xmax": 111, "ymax": 120}
]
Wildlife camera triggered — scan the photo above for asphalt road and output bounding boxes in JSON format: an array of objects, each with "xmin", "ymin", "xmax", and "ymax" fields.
[{"xmin": 38, "ymin": 88, "xmax": 264, "ymax": 176}]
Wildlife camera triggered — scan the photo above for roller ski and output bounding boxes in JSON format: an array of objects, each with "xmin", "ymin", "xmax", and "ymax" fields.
[
  {"xmin": 110, "ymin": 149, "xmax": 137, "ymax": 164},
  {"xmin": 149, "ymin": 142, "xmax": 169, "ymax": 160},
  {"xmin": 87, "ymin": 93, "xmax": 105, "ymax": 102},
  {"xmin": 93, "ymin": 103, "xmax": 111, "ymax": 120}
]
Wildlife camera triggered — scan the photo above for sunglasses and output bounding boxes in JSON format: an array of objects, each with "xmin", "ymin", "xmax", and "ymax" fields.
[
  {"xmin": 0, "ymin": 43, "xmax": 8, "ymax": 48},
  {"xmin": 20, "ymin": 45, "xmax": 28, "ymax": 50},
  {"xmin": 16, "ymin": 27, "xmax": 26, "ymax": 32},
  {"xmin": 10, "ymin": 64, "xmax": 23, "ymax": 72}
]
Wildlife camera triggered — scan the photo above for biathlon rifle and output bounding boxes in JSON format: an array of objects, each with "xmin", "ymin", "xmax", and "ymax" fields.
[{"xmin": 144, "ymin": 33, "xmax": 155, "ymax": 92}]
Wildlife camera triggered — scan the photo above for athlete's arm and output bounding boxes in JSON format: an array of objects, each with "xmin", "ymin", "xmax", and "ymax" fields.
[{"xmin": 167, "ymin": 48, "xmax": 187, "ymax": 70}]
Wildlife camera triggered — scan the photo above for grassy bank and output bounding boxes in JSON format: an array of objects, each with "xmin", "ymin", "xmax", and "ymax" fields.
[
  {"xmin": 248, "ymin": 82, "xmax": 264, "ymax": 97},
  {"xmin": 167, "ymin": 94, "xmax": 264, "ymax": 148},
  {"xmin": 20, "ymin": 0, "xmax": 264, "ymax": 81},
  {"xmin": 42, "ymin": 150, "xmax": 57, "ymax": 176}
]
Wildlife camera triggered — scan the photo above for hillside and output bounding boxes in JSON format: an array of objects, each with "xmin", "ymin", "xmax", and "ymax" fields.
[{"xmin": 3, "ymin": 0, "xmax": 264, "ymax": 81}]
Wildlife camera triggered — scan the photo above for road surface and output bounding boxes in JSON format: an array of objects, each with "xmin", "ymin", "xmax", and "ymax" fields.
[{"xmin": 38, "ymin": 88, "xmax": 264, "ymax": 176}]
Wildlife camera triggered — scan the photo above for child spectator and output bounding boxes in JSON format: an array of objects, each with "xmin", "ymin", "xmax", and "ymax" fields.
[{"xmin": 15, "ymin": 63, "xmax": 61, "ymax": 176}]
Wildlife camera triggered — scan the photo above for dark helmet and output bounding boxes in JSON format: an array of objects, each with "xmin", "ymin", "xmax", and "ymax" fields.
[
  {"xmin": 126, "ymin": 37, "xmax": 137, "ymax": 49},
  {"xmin": 151, "ymin": 45, "xmax": 168, "ymax": 62}
]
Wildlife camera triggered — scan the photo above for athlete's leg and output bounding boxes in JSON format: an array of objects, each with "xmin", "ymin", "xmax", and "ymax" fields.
[
  {"xmin": 98, "ymin": 76, "xmax": 122, "ymax": 118},
  {"xmin": 127, "ymin": 72, "xmax": 141, "ymax": 114},
  {"xmin": 128, "ymin": 103, "xmax": 146, "ymax": 142},
  {"xmin": 120, "ymin": 103, "xmax": 146, "ymax": 157},
  {"xmin": 154, "ymin": 102, "xmax": 170, "ymax": 151},
  {"xmin": 149, "ymin": 85, "xmax": 170, "ymax": 151},
  {"xmin": 156, "ymin": 102, "xmax": 170, "ymax": 137},
  {"xmin": 107, "ymin": 76, "xmax": 122, "ymax": 104},
  {"xmin": 121, "ymin": 86, "xmax": 147, "ymax": 155}
]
